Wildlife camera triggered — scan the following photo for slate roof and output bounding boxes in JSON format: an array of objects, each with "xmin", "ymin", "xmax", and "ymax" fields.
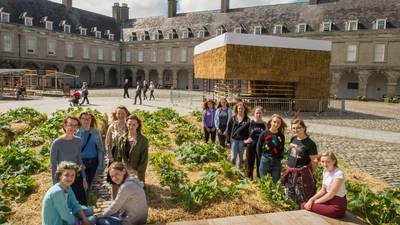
[
  {"xmin": 124, "ymin": 0, "xmax": 400, "ymax": 35},
  {"xmin": 0, "ymin": 0, "xmax": 121, "ymax": 40}
]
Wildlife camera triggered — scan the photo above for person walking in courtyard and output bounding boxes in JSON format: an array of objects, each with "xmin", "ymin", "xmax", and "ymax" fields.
[
  {"xmin": 97, "ymin": 162, "xmax": 148, "ymax": 225},
  {"xmin": 202, "ymin": 99, "xmax": 216, "ymax": 143},
  {"xmin": 257, "ymin": 114, "xmax": 286, "ymax": 182},
  {"xmin": 50, "ymin": 116, "xmax": 88, "ymax": 205},
  {"xmin": 244, "ymin": 106, "xmax": 266, "ymax": 179},
  {"xmin": 15, "ymin": 83, "xmax": 22, "ymax": 100},
  {"xmin": 134, "ymin": 81, "xmax": 142, "ymax": 105},
  {"xmin": 114, "ymin": 115, "xmax": 149, "ymax": 184},
  {"xmin": 143, "ymin": 80, "xmax": 149, "ymax": 100},
  {"xmin": 149, "ymin": 81, "xmax": 155, "ymax": 100},
  {"xmin": 214, "ymin": 97, "xmax": 232, "ymax": 148},
  {"xmin": 76, "ymin": 111, "xmax": 105, "ymax": 189},
  {"xmin": 301, "ymin": 151, "xmax": 347, "ymax": 218},
  {"xmin": 281, "ymin": 118, "xmax": 318, "ymax": 204},
  {"xmin": 227, "ymin": 102, "xmax": 250, "ymax": 169},
  {"xmin": 80, "ymin": 82, "xmax": 90, "ymax": 105},
  {"xmin": 42, "ymin": 161, "xmax": 96, "ymax": 225},
  {"xmin": 123, "ymin": 79, "xmax": 130, "ymax": 98}
]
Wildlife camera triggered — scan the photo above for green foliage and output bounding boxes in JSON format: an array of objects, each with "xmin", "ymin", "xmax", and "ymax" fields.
[
  {"xmin": 0, "ymin": 107, "xmax": 46, "ymax": 125},
  {"xmin": 0, "ymin": 196, "xmax": 12, "ymax": 224},
  {"xmin": 0, "ymin": 175, "xmax": 36, "ymax": 201},
  {"xmin": 190, "ymin": 110, "xmax": 202, "ymax": 122},
  {"xmin": 175, "ymin": 143, "xmax": 226, "ymax": 164},
  {"xmin": 173, "ymin": 121, "xmax": 202, "ymax": 146},
  {"xmin": 0, "ymin": 145, "xmax": 46, "ymax": 177},
  {"xmin": 256, "ymin": 176, "xmax": 297, "ymax": 211},
  {"xmin": 357, "ymin": 95, "xmax": 367, "ymax": 101},
  {"xmin": 203, "ymin": 161, "xmax": 243, "ymax": 180}
]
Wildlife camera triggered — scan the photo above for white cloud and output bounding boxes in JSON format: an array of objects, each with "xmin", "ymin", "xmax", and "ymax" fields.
[{"xmin": 49, "ymin": 0, "xmax": 306, "ymax": 18}]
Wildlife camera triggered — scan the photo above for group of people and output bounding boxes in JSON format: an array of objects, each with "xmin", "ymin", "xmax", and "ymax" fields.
[
  {"xmin": 15, "ymin": 83, "xmax": 26, "ymax": 100},
  {"xmin": 43, "ymin": 106, "xmax": 149, "ymax": 225},
  {"xmin": 123, "ymin": 79, "xmax": 156, "ymax": 104},
  {"xmin": 69, "ymin": 82, "xmax": 90, "ymax": 106},
  {"xmin": 202, "ymin": 98, "xmax": 347, "ymax": 219}
]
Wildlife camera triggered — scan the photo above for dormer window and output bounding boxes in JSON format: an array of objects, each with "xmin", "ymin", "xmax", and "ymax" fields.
[
  {"xmin": 254, "ymin": 26, "xmax": 262, "ymax": 35},
  {"xmin": 152, "ymin": 33, "xmax": 159, "ymax": 40},
  {"xmin": 234, "ymin": 27, "xmax": 242, "ymax": 34},
  {"xmin": 109, "ymin": 34, "xmax": 114, "ymax": 41},
  {"xmin": 24, "ymin": 17, "xmax": 33, "ymax": 26},
  {"xmin": 80, "ymin": 28, "xmax": 87, "ymax": 36},
  {"xmin": 64, "ymin": 24, "xmax": 71, "ymax": 33},
  {"xmin": 197, "ymin": 30, "xmax": 205, "ymax": 38},
  {"xmin": 0, "ymin": 12, "xmax": 10, "ymax": 23},
  {"xmin": 128, "ymin": 35, "xmax": 134, "ymax": 42},
  {"xmin": 321, "ymin": 21, "xmax": 332, "ymax": 32},
  {"xmin": 374, "ymin": 19, "xmax": 386, "ymax": 30},
  {"xmin": 273, "ymin": 24, "xmax": 283, "ymax": 34},
  {"xmin": 346, "ymin": 20, "xmax": 358, "ymax": 31},
  {"xmin": 216, "ymin": 27, "xmax": 225, "ymax": 36},
  {"xmin": 297, "ymin": 23, "xmax": 307, "ymax": 33},
  {"xmin": 95, "ymin": 31, "xmax": 102, "ymax": 39},
  {"xmin": 182, "ymin": 30, "xmax": 189, "ymax": 39},
  {"xmin": 138, "ymin": 33, "xmax": 145, "ymax": 41},
  {"xmin": 167, "ymin": 32, "xmax": 174, "ymax": 40},
  {"xmin": 45, "ymin": 21, "xmax": 53, "ymax": 30}
]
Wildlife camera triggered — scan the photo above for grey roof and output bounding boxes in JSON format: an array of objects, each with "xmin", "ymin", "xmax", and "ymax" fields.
[
  {"xmin": 124, "ymin": 0, "xmax": 400, "ymax": 35},
  {"xmin": 0, "ymin": 0, "xmax": 121, "ymax": 40}
]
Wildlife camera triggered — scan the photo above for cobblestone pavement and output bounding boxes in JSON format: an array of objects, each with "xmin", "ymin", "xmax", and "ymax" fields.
[{"xmin": 308, "ymin": 118, "xmax": 400, "ymax": 133}]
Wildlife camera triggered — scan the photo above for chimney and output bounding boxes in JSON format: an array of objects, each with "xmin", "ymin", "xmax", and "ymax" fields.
[
  {"xmin": 309, "ymin": 0, "xmax": 319, "ymax": 4},
  {"xmin": 221, "ymin": 0, "xmax": 229, "ymax": 13},
  {"xmin": 112, "ymin": 3, "xmax": 121, "ymax": 22},
  {"xmin": 168, "ymin": 0, "xmax": 176, "ymax": 18},
  {"xmin": 120, "ymin": 3, "xmax": 129, "ymax": 21},
  {"xmin": 62, "ymin": 0, "xmax": 72, "ymax": 10}
]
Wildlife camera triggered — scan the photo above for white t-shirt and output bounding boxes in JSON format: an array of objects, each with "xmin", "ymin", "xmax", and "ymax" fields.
[{"xmin": 322, "ymin": 167, "xmax": 346, "ymax": 197}]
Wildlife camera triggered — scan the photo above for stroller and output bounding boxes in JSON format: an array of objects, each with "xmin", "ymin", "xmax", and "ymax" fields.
[{"xmin": 69, "ymin": 90, "xmax": 81, "ymax": 106}]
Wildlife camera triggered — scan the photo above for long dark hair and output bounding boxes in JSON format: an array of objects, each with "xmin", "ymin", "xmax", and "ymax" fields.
[{"xmin": 126, "ymin": 114, "xmax": 142, "ymax": 134}]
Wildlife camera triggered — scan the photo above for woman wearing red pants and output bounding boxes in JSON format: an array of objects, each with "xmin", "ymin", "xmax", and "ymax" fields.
[{"xmin": 301, "ymin": 151, "xmax": 347, "ymax": 218}]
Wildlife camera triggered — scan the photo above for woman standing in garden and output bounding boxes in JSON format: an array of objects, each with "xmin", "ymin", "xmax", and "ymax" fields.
[
  {"xmin": 114, "ymin": 115, "xmax": 149, "ymax": 185},
  {"xmin": 302, "ymin": 151, "xmax": 347, "ymax": 218},
  {"xmin": 50, "ymin": 116, "xmax": 88, "ymax": 205},
  {"xmin": 244, "ymin": 106, "xmax": 266, "ymax": 179},
  {"xmin": 214, "ymin": 97, "xmax": 232, "ymax": 148},
  {"xmin": 257, "ymin": 114, "xmax": 286, "ymax": 182},
  {"xmin": 202, "ymin": 99, "xmax": 216, "ymax": 143},
  {"xmin": 76, "ymin": 111, "xmax": 105, "ymax": 189},
  {"xmin": 97, "ymin": 162, "xmax": 148, "ymax": 225},
  {"xmin": 281, "ymin": 118, "xmax": 318, "ymax": 204},
  {"xmin": 42, "ymin": 161, "xmax": 96, "ymax": 225},
  {"xmin": 227, "ymin": 102, "xmax": 250, "ymax": 169}
]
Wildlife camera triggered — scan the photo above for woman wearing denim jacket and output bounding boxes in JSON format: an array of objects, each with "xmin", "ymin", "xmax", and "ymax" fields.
[
  {"xmin": 214, "ymin": 97, "xmax": 232, "ymax": 147},
  {"xmin": 76, "ymin": 111, "xmax": 105, "ymax": 188}
]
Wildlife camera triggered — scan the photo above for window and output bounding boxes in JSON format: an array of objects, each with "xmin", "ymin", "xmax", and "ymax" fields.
[
  {"xmin": 98, "ymin": 48, "xmax": 104, "ymax": 60},
  {"xmin": 346, "ymin": 45, "xmax": 357, "ymax": 62},
  {"xmin": 234, "ymin": 27, "xmax": 242, "ymax": 33},
  {"xmin": 197, "ymin": 30, "xmax": 205, "ymax": 38},
  {"xmin": 24, "ymin": 17, "xmax": 33, "ymax": 26},
  {"xmin": 3, "ymin": 34, "xmax": 12, "ymax": 52},
  {"xmin": 138, "ymin": 34, "xmax": 145, "ymax": 41},
  {"xmin": 347, "ymin": 82, "xmax": 358, "ymax": 90},
  {"xmin": 126, "ymin": 51, "xmax": 131, "ymax": 62},
  {"xmin": 321, "ymin": 21, "xmax": 332, "ymax": 32},
  {"xmin": 165, "ymin": 48, "xmax": 171, "ymax": 62},
  {"xmin": 45, "ymin": 21, "xmax": 53, "ymax": 31},
  {"xmin": 166, "ymin": 32, "xmax": 173, "ymax": 40},
  {"xmin": 83, "ymin": 46, "xmax": 89, "ymax": 59},
  {"xmin": 297, "ymin": 23, "xmax": 307, "ymax": 33},
  {"xmin": 182, "ymin": 31, "xmax": 189, "ymax": 39},
  {"xmin": 95, "ymin": 31, "xmax": 102, "ymax": 39},
  {"xmin": 180, "ymin": 48, "xmax": 187, "ymax": 62},
  {"xmin": 152, "ymin": 33, "xmax": 159, "ymax": 40},
  {"xmin": 254, "ymin": 26, "xmax": 262, "ymax": 35},
  {"xmin": 151, "ymin": 49, "xmax": 157, "ymax": 62},
  {"xmin": 138, "ymin": 50, "xmax": 144, "ymax": 62},
  {"xmin": 216, "ymin": 28, "xmax": 224, "ymax": 36},
  {"xmin": 346, "ymin": 20, "xmax": 358, "ymax": 31},
  {"xmin": 1, "ymin": 12, "xmax": 10, "ymax": 23},
  {"xmin": 26, "ymin": 37, "xmax": 36, "ymax": 54},
  {"xmin": 66, "ymin": 43, "xmax": 73, "ymax": 57},
  {"xmin": 273, "ymin": 25, "xmax": 283, "ymax": 34},
  {"xmin": 374, "ymin": 19, "xmax": 386, "ymax": 30},
  {"xmin": 128, "ymin": 35, "xmax": 134, "ymax": 42},
  {"xmin": 111, "ymin": 49, "xmax": 116, "ymax": 61},
  {"xmin": 374, "ymin": 44, "xmax": 385, "ymax": 62},
  {"xmin": 64, "ymin": 25, "xmax": 71, "ymax": 33},
  {"xmin": 109, "ymin": 34, "xmax": 114, "ymax": 41},
  {"xmin": 47, "ymin": 40, "xmax": 56, "ymax": 56},
  {"xmin": 80, "ymin": 28, "xmax": 87, "ymax": 36}
]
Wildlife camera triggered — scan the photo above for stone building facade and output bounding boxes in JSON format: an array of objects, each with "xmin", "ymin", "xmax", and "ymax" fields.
[{"xmin": 1, "ymin": 0, "xmax": 400, "ymax": 100}]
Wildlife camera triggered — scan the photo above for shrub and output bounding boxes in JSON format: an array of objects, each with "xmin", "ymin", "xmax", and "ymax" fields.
[{"xmin": 175, "ymin": 143, "xmax": 226, "ymax": 164}]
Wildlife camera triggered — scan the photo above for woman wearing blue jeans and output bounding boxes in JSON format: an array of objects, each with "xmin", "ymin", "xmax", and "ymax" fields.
[
  {"xmin": 227, "ymin": 102, "xmax": 250, "ymax": 169},
  {"xmin": 257, "ymin": 114, "xmax": 286, "ymax": 182}
]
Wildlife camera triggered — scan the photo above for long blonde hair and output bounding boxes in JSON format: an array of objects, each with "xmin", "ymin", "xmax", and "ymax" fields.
[
  {"xmin": 267, "ymin": 114, "xmax": 287, "ymax": 134},
  {"xmin": 320, "ymin": 151, "xmax": 338, "ymax": 167},
  {"xmin": 111, "ymin": 105, "xmax": 130, "ymax": 122}
]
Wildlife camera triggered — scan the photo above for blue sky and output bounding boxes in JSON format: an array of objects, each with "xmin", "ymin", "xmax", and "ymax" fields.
[{"xmin": 49, "ymin": 0, "xmax": 307, "ymax": 18}]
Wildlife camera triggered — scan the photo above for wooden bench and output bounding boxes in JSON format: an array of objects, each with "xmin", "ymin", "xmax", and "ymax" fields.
[{"xmin": 166, "ymin": 210, "xmax": 366, "ymax": 225}]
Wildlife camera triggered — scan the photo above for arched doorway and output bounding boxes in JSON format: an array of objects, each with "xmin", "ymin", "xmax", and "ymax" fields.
[
  {"xmin": 177, "ymin": 69, "xmax": 189, "ymax": 89},
  {"xmin": 367, "ymin": 71, "xmax": 387, "ymax": 100},
  {"xmin": 123, "ymin": 69, "xmax": 133, "ymax": 87},
  {"xmin": 108, "ymin": 68, "xmax": 118, "ymax": 86},
  {"xmin": 338, "ymin": 70, "xmax": 358, "ymax": 99},
  {"xmin": 149, "ymin": 69, "xmax": 159, "ymax": 86},
  {"xmin": 135, "ymin": 69, "xmax": 145, "ymax": 84},
  {"xmin": 63, "ymin": 65, "xmax": 76, "ymax": 75},
  {"xmin": 94, "ymin": 67, "xmax": 106, "ymax": 87},
  {"xmin": 23, "ymin": 62, "xmax": 39, "ymax": 70},
  {"xmin": 163, "ymin": 70, "xmax": 173, "ymax": 89},
  {"xmin": 80, "ymin": 66, "xmax": 91, "ymax": 87}
]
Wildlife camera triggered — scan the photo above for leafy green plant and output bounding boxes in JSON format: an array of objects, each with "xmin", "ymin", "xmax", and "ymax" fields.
[
  {"xmin": 256, "ymin": 176, "xmax": 297, "ymax": 210},
  {"xmin": 173, "ymin": 121, "xmax": 202, "ymax": 146},
  {"xmin": 0, "ymin": 196, "xmax": 12, "ymax": 223},
  {"xmin": 175, "ymin": 143, "xmax": 226, "ymax": 164},
  {"xmin": 0, "ymin": 174, "xmax": 37, "ymax": 201},
  {"xmin": 190, "ymin": 110, "xmax": 202, "ymax": 122}
]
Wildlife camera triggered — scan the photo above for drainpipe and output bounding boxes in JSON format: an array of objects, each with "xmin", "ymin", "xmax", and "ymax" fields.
[{"xmin": 18, "ymin": 34, "xmax": 22, "ymax": 68}]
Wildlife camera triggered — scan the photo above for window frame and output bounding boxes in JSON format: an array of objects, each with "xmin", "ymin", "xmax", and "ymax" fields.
[
  {"xmin": 95, "ymin": 31, "xmax": 102, "ymax": 39},
  {"xmin": 346, "ymin": 44, "xmax": 358, "ymax": 62},
  {"xmin": 254, "ymin": 26, "xmax": 262, "ymax": 35},
  {"xmin": 97, "ymin": 47, "xmax": 104, "ymax": 61},
  {"xmin": 111, "ymin": 49, "xmax": 117, "ymax": 62},
  {"xmin": 165, "ymin": 48, "xmax": 172, "ymax": 62},
  {"xmin": 373, "ymin": 43, "xmax": 386, "ymax": 62},
  {"xmin": 47, "ymin": 39, "xmax": 56, "ymax": 56},
  {"xmin": 83, "ymin": 45, "xmax": 89, "ymax": 59},
  {"xmin": 1, "ymin": 12, "xmax": 10, "ymax": 23},
  {"xmin": 45, "ymin": 21, "xmax": 53, "ymax": 31},
  {"xmin": 138, "ymin": 50, "xmax": 144, "ymax": 62},
  {"xmin": 3, "ymin": 34, "xmax": 12, "ymax": 52},
  {"xmin": 26, "ymin": 37, "xmax": 37, "ymax": 54},
  {"xmin": 151, "ymin": 49, "xmax": 157, "ymax": 62},
  {"xmin": 374, "ymin": 19, "xmax": 387, "ymax": 30},
  {"xmin": 24, "ymin": 17, "xmax": 33, "ymax": 27},
  {"xmin": 273, "ymin": 24, "xmax": 283, "ymax": 34},
  {"xmin": 80, "ymin": 28, "xmax": 87, "ymax": 36},
  {"xmin": 65, "ymin": 43, "xmax": 74, "ymax": 58},
  {"xmin": 215, "ymin": 28, "xmax": 224, "ymax": 36},
  {"xmin": 297, "ymin": 23, "xmax": 307, "ymax": 33},
  {"xmin": 64, "ymin": 24, "xmax": 71, "ymax": 33},
  {"xmin": 346, "ymin": 20, "xmax": 358, "ymax": 31},
  {"xmin": 321, "ymin": 21, "xmax": 332, "ymax": 32},
  {"xmin": 181, "ymin": 30, "xmax": 189, "ymax": 39},
  {"xmin": 180, "ymin": 47, "xmax": 187, "ymax": 62},
  {"xmin": 197, "ymin": 30, "xmax": 205, "ymax": 38},
  {"xmin": 126, "ymin": 50, "xmax": 131, "ymax": 62},
  {"xmin": 234, "ymin": 27, "xmax": 242, "ymax": 34},
  {"xmin": 108, "ymin": 34, "xmax": 114, "ymax": 41}
]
